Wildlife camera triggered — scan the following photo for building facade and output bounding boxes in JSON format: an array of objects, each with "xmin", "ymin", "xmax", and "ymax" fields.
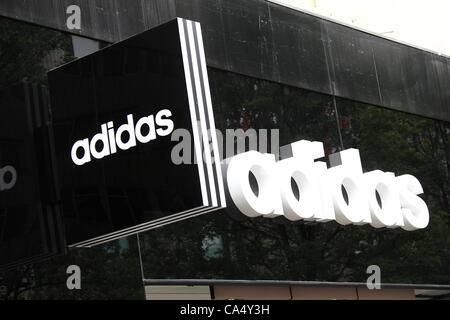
[{"xmin": 0, "ymin": 0, "xmax": 449, "ymax": 300}]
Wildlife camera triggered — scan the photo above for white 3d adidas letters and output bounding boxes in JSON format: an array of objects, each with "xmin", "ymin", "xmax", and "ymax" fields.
[{"xmin": 224, "ymin": 140, "xmax": 429, "ymax": 231}]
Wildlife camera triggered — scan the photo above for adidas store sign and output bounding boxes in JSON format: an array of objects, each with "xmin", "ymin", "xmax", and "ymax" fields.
[{"xmin": 223, "ymin": 140, "xmax": 429, "ymax": 231}]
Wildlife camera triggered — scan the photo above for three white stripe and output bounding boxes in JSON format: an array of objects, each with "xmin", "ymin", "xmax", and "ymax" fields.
[{"xmin": 178, "ymin": 18, "xmax": 226, "ymax": 208}]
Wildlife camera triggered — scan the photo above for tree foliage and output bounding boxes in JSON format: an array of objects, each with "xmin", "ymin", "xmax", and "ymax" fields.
[{"xmin": 0, "ymin": 18, "xmax": 72, "ymax": 88}]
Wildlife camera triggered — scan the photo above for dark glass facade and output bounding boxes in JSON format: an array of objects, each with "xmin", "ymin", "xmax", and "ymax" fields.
[
  {"xmin": 0, "ymin": 82, "xmax": 64, "ymax": 270},
  {"xmin": 137, "ymin": 69, "xmax": 450, "ymax": 285},
  {"xmin": 0, "ymin": 10, "xmax": 449, "ymax": 299}
]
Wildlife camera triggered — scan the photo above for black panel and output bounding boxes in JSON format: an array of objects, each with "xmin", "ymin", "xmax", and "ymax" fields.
[
  {"xmin": 1, "ymin": 0, "xmax": 449, "ymax": 121},
  {"xmin": 371, "ymin": 40, "xmax": 445, "ymax": 119},
  {"xmin": 434, "ymin": 55, "xmax": 450, "ymax": 121},
  {"xmin": 174, "ymin": 0, "xmax": 450, "ymax": 122},
  {"xmin": 219, "ymin": 0, "xmax": 276, "ymax": 81},
  {"xmin": 174, "ymin": 0, "xmax": 230, "ymax": 72},
  {"xmin": 178, "ymin": 0, "xmax": 279, "ymax": 81},
  {"xmin": 48, "ymin": 19, "xmax": 207, "ymax": 246},
  {"xmin": 323, "ymin": 20, "xmax": 382, "ymax": 105},
  {"xmin": 0, "ymin": 0, "xmax": 176, "ymax": 41},
  {"xmin": 269, "ymin": 4, "xmax": 330, "ymax": 93}
]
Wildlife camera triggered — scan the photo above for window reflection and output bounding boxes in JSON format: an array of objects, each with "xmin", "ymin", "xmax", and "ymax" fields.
[
  {"xmin": 139, "ymin": 70, "xmax": 450, "ymax": 285},
  {"xmin": 209, "ymin": 69, "xmax": 342, "ymax": 156},
  {"xmin": 335, "ymin": 98, "xmax": 450, "ymax": 282},
  {"xmin": 0, "ymin": 18, "xmax": 143, "ymax": 300}
]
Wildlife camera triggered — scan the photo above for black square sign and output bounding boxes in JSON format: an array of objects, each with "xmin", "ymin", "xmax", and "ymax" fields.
[{"xmin": 48, "ymin": 18, "xmax": 225, "ymax": 247}]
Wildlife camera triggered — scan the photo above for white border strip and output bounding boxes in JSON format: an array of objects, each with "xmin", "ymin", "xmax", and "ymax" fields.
[
  {"xmin": 178, "ymin": 18, "xmax": 209, "ymax": 206},
  {"xmin": 194, "ymin": 21, "xmax": 227, "ymax": 207},
  {"xmin": 70, "ymin": 205, "xmax": 207, "ymax": 247},
  {"xmin": 79, "ymin": 207, "xmax": 222, "ymax": 248},
  {"xmin": 186, "ymin": 20, "xmax": 218, "ymax": 207}
]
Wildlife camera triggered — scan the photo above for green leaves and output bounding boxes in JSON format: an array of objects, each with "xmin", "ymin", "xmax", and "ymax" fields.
[{"xmin": 0, "ymin": 18, "xmax": 73, "ymax": 88}]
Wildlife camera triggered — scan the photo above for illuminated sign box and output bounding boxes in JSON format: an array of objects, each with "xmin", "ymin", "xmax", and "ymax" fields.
[{"xmin": 48, "ymin": 18, "xmax": 225, "ymax": 247}]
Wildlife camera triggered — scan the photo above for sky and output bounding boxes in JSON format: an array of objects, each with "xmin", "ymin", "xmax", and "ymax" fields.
[{"xmin": 270, "ymin": 0, "xmax": 450, "ymax": 56}]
